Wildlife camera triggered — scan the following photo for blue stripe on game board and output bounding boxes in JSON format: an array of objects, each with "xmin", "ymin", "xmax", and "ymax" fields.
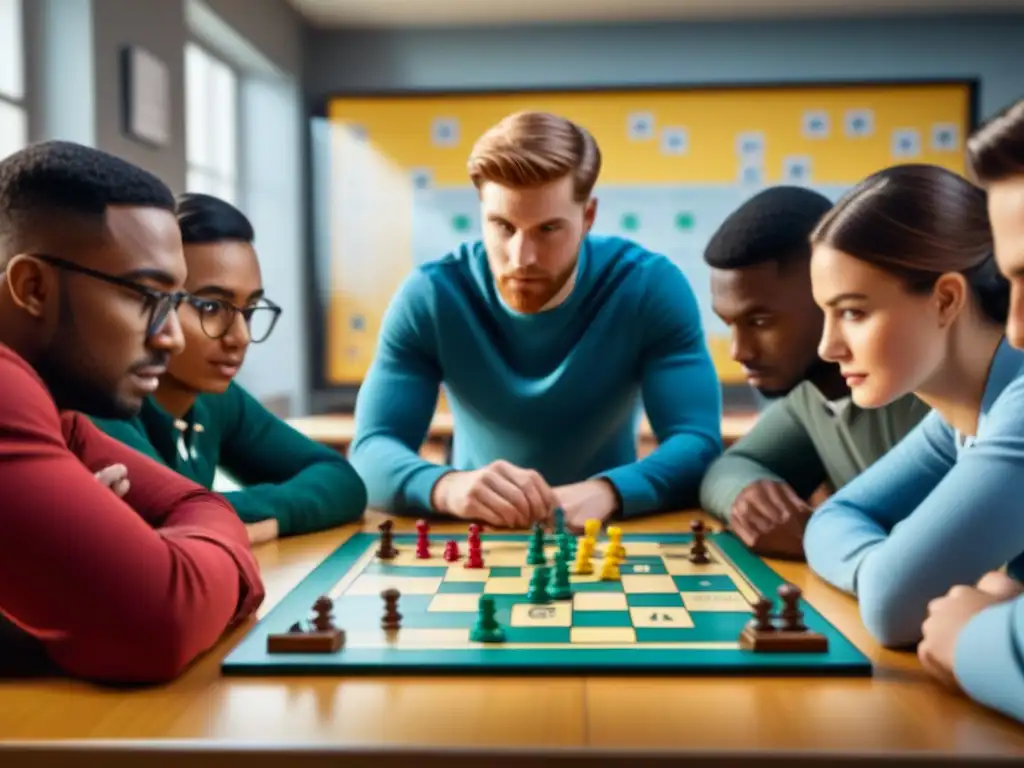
[
  {"xmin": 626, "ymin": 593, "xmax": 684, "ymax": 608},
  {"xmin": 689, "ymin": 611, "xmax": 757, "ymax": 638},
  {"xmin": 572, "ymin": 611, "xmax": 632, "ymax": 628},
  {"xmin": 437, "ymin": 581, "xmax": 486, "ymax": 594},
  {"xmin": 503, "ymin": 628, "xmax": 572, "ymax": 644},
  {"xmin": 571, "ymin": 581, "xmax": 624, "ymax": 593},
  {"xmin": 635, "ymin": 628, "xmax": 711, "ymax": 643},
  {"xmin": 672, "ymin": 575, "xmax": 737, "ymax": 592}
]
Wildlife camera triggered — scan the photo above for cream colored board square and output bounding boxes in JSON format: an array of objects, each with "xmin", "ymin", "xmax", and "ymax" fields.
[
  {"xmin": 396, "ymin": 628, "xmax": 470, "ymax": 648},
  {"xmin": 344, "ymin": 575, "xmax": 442, "ymax": 595},
  {"xmin": 511, "ymin": 602, "xmax": 572, "ymax": 627},
  {"xmin": 442, "ymin": 567, "xmax": 491, "ymax": 583},
  {"xmin": 663, "ymin": 558, "xmax": 732, "ymax": 576},
  {"xmin": 621, "ymin": 574, "xmax": 678, "ymax": 594},
  {"xmin": 428, "ymin": 594, "xmax": 481, "ymax": 612},
  {"xmin": 630, "ymin": 606, "xmax": 695, "ymax": 628},
  {"xmin": 680, "ymin": 591, "xmax": 751, "ymax": 612},
  {"xmin": 607, "ymin": 541, "xmax": 660, "ymax": 557},
  {"xmin": 481, "ymin": 546, "xmax": 527, "ymax": 567},
  {"xmin": 571, "ymin": 627, "xmax": 636, "ymax": 644},
  {"xmin": 484, "ymin": 577, "xmax": 530, "ymax": 595},
  {"xmin": 573, "ymin": 592, "xmax": 628, "ymax": 611}
]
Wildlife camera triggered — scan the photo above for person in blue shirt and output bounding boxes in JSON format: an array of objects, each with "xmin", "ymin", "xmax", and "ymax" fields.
[
  {"xmin": 911, "ymin": 99, "xmax": 1024, "ymax": 724},
  {"xmin": 349, "ymin": 110, "xmax": 722, "ymax": 532},
  {"xmin": 803, "ymin": 160, "xmax": 1023, "ymax": 721}
]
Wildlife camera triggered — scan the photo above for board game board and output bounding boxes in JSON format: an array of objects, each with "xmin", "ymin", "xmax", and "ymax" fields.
[{"xmin": 221, "ymin": 522, "xmax": 872, "ymax": 676}]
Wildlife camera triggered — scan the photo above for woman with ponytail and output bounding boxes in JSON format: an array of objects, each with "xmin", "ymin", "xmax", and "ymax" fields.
[{"xmin": 803, "ymin": 162, "xmax": 1024, "ymax": 717}]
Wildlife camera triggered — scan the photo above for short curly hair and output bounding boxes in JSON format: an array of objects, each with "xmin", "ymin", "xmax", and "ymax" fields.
[{"xmin": 0, "ymin": 140, "xmax": 175, "ymax": 269}]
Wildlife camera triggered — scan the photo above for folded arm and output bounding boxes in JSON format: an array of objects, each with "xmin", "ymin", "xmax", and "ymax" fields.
[
  {"xmin": 699, "ymin": 396, "xmax": 825, "ymax": 522},
  {"xmin": 217, "ymin": 384, "xmax": 367, "ymax": 535},
  {"xmin": 955, "ymin": 596, "xmax": 1024, "ymax": 723},
  {"xmin": 599, "ymin": 258, "xmax": 722, "ymax": 516},
  {"xmin": 805, "ymin": 396, "xmax": 1024, "ymax": 647},
  {"xmin": 348, "ymin": 271, "xmax": 451, "ymax": 514},
  {"xmin": 0, "ymin": 368, "xmax": 263, "ymax": 683}
]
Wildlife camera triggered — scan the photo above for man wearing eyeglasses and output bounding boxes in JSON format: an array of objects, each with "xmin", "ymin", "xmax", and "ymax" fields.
[
  {"xmin": 0, "ymin": 141, "xmax": 264, "ymax": 683},
  {"xmin": 89, "ymin": 193, "xmax": 368, "ymax": 544}
]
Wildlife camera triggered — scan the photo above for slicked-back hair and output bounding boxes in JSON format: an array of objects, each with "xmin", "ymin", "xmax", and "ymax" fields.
[
  {"xmin": 176, "ymin": 192, "xmax": 254, "ymax": 244},
  {"xmin": 704, "ymin": 186, "xmax": 834, "ymax": 272},
  {"xmin": 0, "ymin": 140, "xmax": 175, "ymax": 269},
  {"xmin": 967, "ymin": 97, "xmax": 1024, "ymax": 185}
]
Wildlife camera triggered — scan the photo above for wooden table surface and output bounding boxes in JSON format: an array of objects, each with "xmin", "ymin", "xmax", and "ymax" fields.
[{"xmin": 2, "ymin": 510, "xmax": 1023, "ymax": 766}]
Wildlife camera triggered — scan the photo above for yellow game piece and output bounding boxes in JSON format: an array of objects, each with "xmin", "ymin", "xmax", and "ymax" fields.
[
  {"xmin": 584, "ymin": 519, "xmax": 601, "ymax": 542},
  {"xmin": 599, "ymin": 553, "xmax": 621, "ymax": 581},
  {"xmin": 573, "ymin": 537, "xmax": 595, "ymax": 575},
  {"xmin": 605, "ymin": 525, "xmax": 626, "ymax": 561}
]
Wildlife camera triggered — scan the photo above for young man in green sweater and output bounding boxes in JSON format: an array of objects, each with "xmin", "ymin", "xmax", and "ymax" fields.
[
  {"xmin": 698, "ymin": 186, "xmax": 930, "ymax": 558},
  {"xmin": 90, "ymin": 193, "xmax": 367, "ymax": 542}
]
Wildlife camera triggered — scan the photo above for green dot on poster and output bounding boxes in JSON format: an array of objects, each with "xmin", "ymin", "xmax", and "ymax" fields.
[
  {"xmin": 621, "ymin": 213, "xmax": 640, "ymax": 231},
  {"xmin": 675, "ymin": 212, "xmax": 695, "ymax": 231},
  {"xmin": 451, "ymin": 214, "xmax": 471, "ymax": 232}
]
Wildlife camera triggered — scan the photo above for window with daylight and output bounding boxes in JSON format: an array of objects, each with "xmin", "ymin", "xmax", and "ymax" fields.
[
  {"xmin": 185, "ymin": 42, "xmax": 238, "ymax": 204},
  {"xmin": 0, "ymin": 0, "xmax": 27, "ymax": 161}
]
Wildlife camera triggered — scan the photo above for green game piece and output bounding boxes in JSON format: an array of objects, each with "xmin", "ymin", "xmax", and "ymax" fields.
[
  {"xmin": 552, "ymin": 507, "xmax": 565, "ymax": 535},
  {"xmin": 675, "ymin": 212, "xmax": 695, "ymax": 231},
  {"xmin": 468, "ymin": 595, "xmax": 505, "ymax": 643},
  {"xmin": 548, "ymin": 551, "xmax": 573, "ymax": 600},
  {"xmin": 527, "ymin": 565, "xmax": 552, "ymax": 604},
  {"xmin": 620, "ymin": 212, "xmax": 640, "ymax": 231},
  {"xmin": 526, "ymin": 523, "xmax": 547, "ymax": 566},
  {"xmin": 451, "ymin": 213, "xmax": 471, "ymax": 232},
  {"xmin": 557, "ymin": 532, "xmax": 574, "ymax": 562}
]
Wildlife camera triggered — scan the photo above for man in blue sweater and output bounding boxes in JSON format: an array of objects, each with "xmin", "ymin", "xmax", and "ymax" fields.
[{"xmin": 349, "ymin": 111, "xmax": 722, "ymax": 532}]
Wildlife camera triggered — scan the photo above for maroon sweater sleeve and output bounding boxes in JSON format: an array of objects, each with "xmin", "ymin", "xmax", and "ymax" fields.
[{"xmin": 0, "ymin": 346, "xmax": 265, "ymax": 683}]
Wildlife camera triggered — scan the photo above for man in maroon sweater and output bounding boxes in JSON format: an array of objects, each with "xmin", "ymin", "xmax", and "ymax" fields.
[{"xmin": 0, "ymin": 141, "xmax": 264, "ymax": 684}]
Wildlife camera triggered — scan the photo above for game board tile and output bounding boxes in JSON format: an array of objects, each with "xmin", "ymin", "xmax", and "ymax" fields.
[
  {"xmin": 571, "ymin": 627, "xmax": 636, "ymax": 643},
  {"xmin": 634, "ymin": 629, "xmax": 737, "ymax": 646},
  {"xmin": 442, "ymin": 567, "xmax": 490, "ymax": 582},
  {"xmin": 570, "ymin": 581, "xmax": 625, "ymax": 593},
  {"xmin": 502, "ymin": 627, "xmax": 572, "ymax": 644},
  {"xmin": 362, "ymin": 563, "xmax": 449, "ymax": 577},
  {"xmin": 572, "ymin": 611, "xmax": 633, "ymax": 628},
  {"xmin": 510, "ymin": 602, "xmax": 572, "ymax": 628},
  {"xmin": 690, "ymin": 611, "xmax": 755, "ymax": 638},
  {"xmin": 672, "ymin": 575, "xmax": 737, "ymax": 592},
  {"xmin": 344, "ymin": 575, "xmax": 443, "ymax": 595},
  {"xmin": 625, "ymin": 593, "xmax": 684, "ymax": 608},
  {"xmin": 333, "ymin": 595, "xmax": 434, "ymax": 629},
  {"xmin": 630, "ymin": 607, "xmax": 694, "ymax": 629},
  {"xmin": 620, "ymin": 557, "xmax": 668, "ymax": 575},
  {"xmin": 488, "ymin": 566, "xmax": 522, "ymax": 578},
  {"xmin": 663, "ymin": 558, "xmax": 732, "ymax": 576},
  {"xmin": 428, "ymin": 594, "xmax": 481, "ymax": 613},
  {"xmin": 388, "ymin": 549, "xmax": 447, "ymax": 567},
  {"xmin": 484, "ymin": 577, "xmax": 530, "ymax": 594},
  {"xmin": 621, "ymin": 574, "xmax": 678, "ymax": 594},
  {"xmin": 680, "ymin": 591, "xmax": 752, "ymax": 612},
  {"xmin": 437, "ymin": 580, "xmax": 486, "ymax": 594},
  {"xmin": 481, "ymin": 549, "xmax": 527, "ymax": 567},
  {"xmin": 609, "ymin": 542, "xmax": 660, "ymax": 556},
  {"xmin": 572, "ymin": 593, "xmax": 628, "ymax": 611},
  {"xmin": 394, "ymin": 628, "xmax": 472, "ymax": 648}
]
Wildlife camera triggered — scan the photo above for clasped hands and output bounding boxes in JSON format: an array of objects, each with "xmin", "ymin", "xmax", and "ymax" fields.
[{"xmin": 430, "ymin": 460, "xmax": 618, "ymax": 532}]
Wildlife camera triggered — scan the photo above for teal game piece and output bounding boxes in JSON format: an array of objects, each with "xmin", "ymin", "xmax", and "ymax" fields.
[
  {"xmin": 553, "ymin": 507, "xmax": 565, "ymax": 535},
  {"xmin": 221, "ymin": 530, "xmax": 874, "ymax": 676},
  {"xmin": 526, "ymin": 565, "xmax": 552, "ymax": 604},
  {"xmin": 469, "ymin": 596, "xmax": 505, "ymax": 643},
  {"xmin": 548, "ymin": 552, "xmax": 573, "ymax": 600},
  {"xmin": 526, "ymin": 523, "xmax": 547, "ymax": 565}
]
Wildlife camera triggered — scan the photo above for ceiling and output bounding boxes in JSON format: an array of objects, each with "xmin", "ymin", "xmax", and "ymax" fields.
[{"xmin": 287, "ymin": 0, "xmax": 1024, "ymax": 28}]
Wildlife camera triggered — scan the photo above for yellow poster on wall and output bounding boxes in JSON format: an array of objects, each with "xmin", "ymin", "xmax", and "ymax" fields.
[{"xmin": 318, "ymin": 82, "xmax": 973, "ymax": 385}]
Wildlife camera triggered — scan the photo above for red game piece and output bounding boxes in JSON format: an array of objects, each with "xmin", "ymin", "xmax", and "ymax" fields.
[
  {"xmin": 416, "ymin": 519, "xmax": 431, "ymax": 559},
  {"xmin": 443, "ymin": 540, "xmax": 460, "ymax": 561},
  {"xmin": 464, "ymin": 524, "xmax": 484, "ymax": 568}
]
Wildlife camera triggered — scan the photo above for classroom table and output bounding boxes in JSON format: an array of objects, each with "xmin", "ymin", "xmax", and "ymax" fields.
[
  {"xmin": 2, "ymin": 510, "xmax": 1023, "ymax": 767},
  {"xmin": 286, "ymin": 411, "xmax": 760, "ymax": 452}
]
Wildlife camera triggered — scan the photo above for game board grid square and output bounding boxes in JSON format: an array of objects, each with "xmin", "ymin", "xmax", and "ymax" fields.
[
  {"xmin": 681, "ymin": 591, "xmax": 751, "ymax": 612},
  {"xmin": 362, "ymin": 563, "xmax": 448, "ymax": 578},
  {"xmin": 572, "ymin": 610, "xmax": 632, "ymax": 628},
  {"xmin": 630, "ymin": 606, "xmax": 694, "ymax": 629},
  {"xmin": 488, "ymin": 566, "xmax": 522, "ymax": 578},
  {"xmin": 437, "ymin": 581, "xmax": 486, "ymax": 594},
  {"xmin": 573, "ymin": 593, "xmax": 628, "ymax": 611},
  {"xmin": 626, "ymin": 593, "xmax": 684, "ymax": 607},
  {"xmin": 621, "ymin": 574, "xmax": 678, "ymax": 593},
  {"xmin": 673, "ymin": 575, "xmax": 737, "ymax": 592},
  {"xmin": 571, "ymin": 581, "xmax": 625, "ymax": 593},
  {"xmin": 620, "ymin": 556, "xmax": 667, "ymax": 576}
]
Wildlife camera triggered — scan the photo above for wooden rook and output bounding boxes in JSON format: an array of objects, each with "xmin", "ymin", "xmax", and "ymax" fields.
[
  {"xmin": 381, "ymin": 588, "xmax": 402, "ymax": 631},
  {"xmin": 376, "ymin": 519, "xmax": 398, "ymax": 559},
  {"xmin": 267, "ymin": 595, "xmax": 345, "ymax": 654},
  {"xmin": 688, "ymin": 520, "xmax": 710, "ymax": 564},
  {"xmin": 739, "ymin": 584, "xmax": 828, "ymax": 653}
]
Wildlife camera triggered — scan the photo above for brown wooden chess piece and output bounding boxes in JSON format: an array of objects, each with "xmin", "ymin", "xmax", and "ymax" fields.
[
  {"xmin": 739, "ymin": 584, "xmax": 827, "ymax": 653},
  {"xmin": 381, "ymin": 588, "xmax": 402, "ymax": 631},
  {"xmin": 376, "ymin": 519, "xmax": 398, "ymax": 559},
  {"xmin": 267, "ymin": 594, "xmax": 345, "ymax": 654},
  {"xmin": 688, "ymin": 519, "xmax": 709, "ymax": 564}
]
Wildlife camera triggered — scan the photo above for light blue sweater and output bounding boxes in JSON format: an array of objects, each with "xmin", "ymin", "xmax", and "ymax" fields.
[
  {"xmin": 348, "ymin": 234, "xmax": 723, "ymax": 518},
  {"xmin": 804, "ymin": 337, "xmax": 1024, "ymax": 722}
]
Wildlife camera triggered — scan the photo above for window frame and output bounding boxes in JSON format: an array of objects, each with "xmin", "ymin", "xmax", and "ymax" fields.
[
  {"xmin": 184, "ymin": 40, "xmax": 241, "ymax": 204},
  {"xmin": 0, "ymin": 0, "xmax": 27, "ymax": 160}
]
